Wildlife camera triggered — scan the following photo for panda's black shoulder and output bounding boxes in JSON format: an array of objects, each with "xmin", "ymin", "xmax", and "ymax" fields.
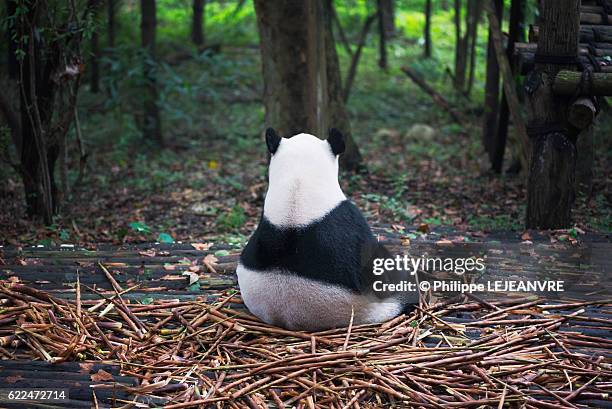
[{"xmin": 240, "ymin": 200, "xmax": 386, "ymax": 291}]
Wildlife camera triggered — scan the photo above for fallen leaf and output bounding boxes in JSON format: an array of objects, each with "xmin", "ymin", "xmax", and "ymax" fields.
[
  {"xmin": 182, "ymin": 271, "xmax": 200, "ymax": 285},
  {"xmin": 91, "ymin": 369, "xmax": 114, "ymax": 382},
  {"xmin": 203, "ymin": 254, "xmax": 218, "ymax": 274},
  {"xmin": 417, "ymin": 223, "xmax": 429, "ymax": 233},
  {"xmin": 192, "ymin": 242, "xmax": 213, "ymax": 251},
  {"xmin": 139, "ymin": 250, "xmax": 157, "ymax": 257}
]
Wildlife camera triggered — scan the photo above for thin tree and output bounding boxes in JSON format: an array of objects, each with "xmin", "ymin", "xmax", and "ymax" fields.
[
  {"xmin": 140, "ymin": 0, "xmax": 163, "ymax": 145},
  {"xmin": 376, "ymin": 0, "xmax": 388, "ymax": 69},
  {"xmin": 253, "ymin": 0, "xmax": 363, "ymax": 171},
  {"xmin": 379, "ymin": 0, "xmax": 395, "ymax": 38},
  {"xmin": 107, "ymin": 0, "xmax": 117, "ymax": 48},
  {"xmin": 424, "ymin": 0, "xmax": 432, "ymax": 58},
  {"xmin": 90, "ymin": 13, "xmax": 101, "ymax": 93},
  {"xmin": 491, "ymin": 0, "xmax": 524, "ymax": 173},
  {"xmin": 482, "ymin": 0, "xmax": 503, "ymax": 159},
  {"xmin": 192, "ymin": 0, "xmax": 206, "ymax": 48},
  {"xmin": 453, "ymin": 0, "xmax": 468, "ymax": 91},
  {"xmin": 6, "ymin": 0, "xmax": 18, "ymax": 79},
  {"xmin": 465, "ymin": 0, "xmax": 481, "ymax": 97}
]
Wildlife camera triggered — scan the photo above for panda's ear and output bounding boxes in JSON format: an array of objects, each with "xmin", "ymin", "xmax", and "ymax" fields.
[
  {"xmin": 265, "ymin": 128, "xmax": 281, "ymax": 154},
  {"xmin": 327, "ymin": 128, "xmax": 345, "ymax": 156}
]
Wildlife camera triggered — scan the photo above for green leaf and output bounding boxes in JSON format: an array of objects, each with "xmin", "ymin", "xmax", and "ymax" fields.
[
  {"xmin": 129, "ymin": 221, "xmax": 151, "ymax": 234},
  {"xmin": 157, "ymin": 232, "xmax": 175, "ymax": 243},
  {"xmin": 214, "ymin": 249, "xmax": 230, "ymax": 257},
  {"xmin": 140, "ymin": 297, "xmax": 154, "ymax": 305},
  {"xmin": 188, "ymin": 282, "xmax": 201, "ymax": 291},
  {"xmin": 59, "ymin": 229, "xmax": 70, "ymax": 241},
  {"xmin": 39, "ymin": 238, "xmax": 55, "ymax": 247}
]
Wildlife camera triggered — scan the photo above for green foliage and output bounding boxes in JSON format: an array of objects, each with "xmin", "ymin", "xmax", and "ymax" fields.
[
  {"xmin": 217, "ymin": 204, "xmax": 247, "ymax": 231},
  {"xmin": 467, "ymin": 214, "xmax": 522, "ymax": 232},
  {"xmin": 157, "ymin": 232, "xmax": 175, "ymax": 243},
  {"xmin": 129, "ymin": 221, "xmax": 151, "ymax": 234}
]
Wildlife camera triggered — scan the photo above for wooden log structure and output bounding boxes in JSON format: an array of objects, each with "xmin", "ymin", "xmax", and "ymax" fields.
[
  {"xmin": 531, "ymin": 24, "xmax": 612, "ymax": 43},
  {"xmin": 513, "ymin": 0, "xmax": 612, "ymax": 229},
  {"xmin": 553, "ymin": 70, "xmax": 612, "ymax": 95},
  {"xmin": 569, "ymin": 97, "xmax": 598, "ymax": 129},
  {"xmin": 517, "ymin": 51, "xmax": 612, "ymax": 74},
  {"xmin": 524, "ymin": 0, "xmax": 581, "ymax": 229}
]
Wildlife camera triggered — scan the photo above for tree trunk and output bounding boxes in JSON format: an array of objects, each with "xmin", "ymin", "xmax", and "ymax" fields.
[
  {"xmin": 108, "ymin": 0, "xmax": 116, "ymax": 47},
  {"xmin": 343, "ymin": 13, "xmax": 377, "ymax": 102},
  {"xmin": 482, "ymin": 0, "xmax": 502, "ymax": 159},
  {"xmin": 492, "ymin": 0, "xmax": 524, "ymax": 173},
  {"xmin": 140, "ymin": 0, "xmax": 163, "ymax": 145},
  {"xmin": 379, "ymin": 0, "xmax": 395, "ymax": 38},
  {"xmin": 453, "ymin": 0, "xmax": 469, "ymax": 92},
  {"xmin": 376, "ymin": 0, "xmax": 388, "ymax": 69},
  {"xmin": 324, "ymin": 1, "xmax": 362, "ymax": 170},
  {"xmin": 526, "ymin": 0, "xmax": 580, "ymax": 229},
  {"xmin": 441, "ymin": 0, "xmax": 450, "ymax": 11},
  {"xmin": 6, "ymin": 0, "xmax": 18, "ymax": 79},
  {"xmin": 253, "ymin": 0, "xmax": 363, "ymax": 171},
  {"xmin": 192, "ymin": 0, "xmax": 205, "ymax": 48},
  {"xmin": 424, "ymin": 0, "xmax": 433, "ymax": 58},
  {"xmin": 18, "ymin": 16, "xmax": 58, "ymax": 223},
  {"xmin": 90, "ymin": 28, "xmax": 100, "ymax": 93},
  {"xmin": 465, "ymin": 0, "xmax": 481, "ymax": 97}
]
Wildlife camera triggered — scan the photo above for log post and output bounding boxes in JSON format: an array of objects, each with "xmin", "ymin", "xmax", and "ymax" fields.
[{"xmin": 525, "ymin": 0, "xmax": 580, "ymax": 229}]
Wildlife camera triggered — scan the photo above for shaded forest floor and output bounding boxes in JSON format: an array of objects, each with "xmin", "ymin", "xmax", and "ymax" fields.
[{"xmin": 1, "ymin": 44, "xmax": 611, "ymax": 247}]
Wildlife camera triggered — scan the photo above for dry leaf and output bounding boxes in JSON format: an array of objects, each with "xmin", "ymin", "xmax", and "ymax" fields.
[
  {"xmin": 192, "ymin": 242, "xmax": 213, "ymax": 251},
  {"xmin": 182, "ymin": 271, "xmax": 200, "ymax": 285},
  {"xmin": 91, "ymin": 369, "xmax": 114, "ymax": 382}
]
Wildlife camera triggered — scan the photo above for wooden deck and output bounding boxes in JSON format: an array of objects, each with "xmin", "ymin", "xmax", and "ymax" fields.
[{"xmin": 0, "ymin": 228, "xmax": 610, "ymax": 408}]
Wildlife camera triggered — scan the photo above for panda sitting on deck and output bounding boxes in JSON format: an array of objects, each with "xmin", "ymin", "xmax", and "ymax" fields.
[{"xmin": 237, "ymin": 128, "xmax": 415, "ymax": 331}]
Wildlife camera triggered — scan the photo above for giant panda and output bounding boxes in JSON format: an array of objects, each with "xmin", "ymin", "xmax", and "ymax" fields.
[{"xmin": 237, "ymin": 128, "xmax": 416, "ymax": 331}]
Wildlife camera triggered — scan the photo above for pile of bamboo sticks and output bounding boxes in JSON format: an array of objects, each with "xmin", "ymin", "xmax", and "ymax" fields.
[{"xmin": 0, "ymin": 274, "xmax": 610, "ymax": 408}]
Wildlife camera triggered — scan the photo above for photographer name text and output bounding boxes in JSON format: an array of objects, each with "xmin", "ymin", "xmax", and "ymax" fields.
[{"xmin": 373, "ymin": 280, "xmax": 564, "ymax": 293}]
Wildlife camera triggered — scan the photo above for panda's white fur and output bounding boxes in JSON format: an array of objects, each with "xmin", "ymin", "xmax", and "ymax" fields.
[
  {"xmin": 237, "ymin": 267, "xmax": 402, "ymax": 331},
  {"xmin": 264, "ymin": 133, "xmax": 346, "ymax": 227},
  {"xmin": 237, "ymin": 131, "xmax": 404, "ymax": 331}
]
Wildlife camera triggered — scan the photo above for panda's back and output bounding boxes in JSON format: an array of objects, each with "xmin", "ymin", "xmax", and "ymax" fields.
[
  {"xmin": 237, "ymin": 200, "xmax": 402, "ymax": 331},
  {"xmin": 240, "ymin": 200, "xmax": 385, "ymax": 291}
]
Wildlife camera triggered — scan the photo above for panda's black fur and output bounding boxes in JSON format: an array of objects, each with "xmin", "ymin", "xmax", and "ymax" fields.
[
  {"xmin": 236, "ymin": 128, "xmax": 413, "ymax": 330},
  {"xmin": 240, "ymin": 200, "xmax": 391, "ymax": 294}
]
